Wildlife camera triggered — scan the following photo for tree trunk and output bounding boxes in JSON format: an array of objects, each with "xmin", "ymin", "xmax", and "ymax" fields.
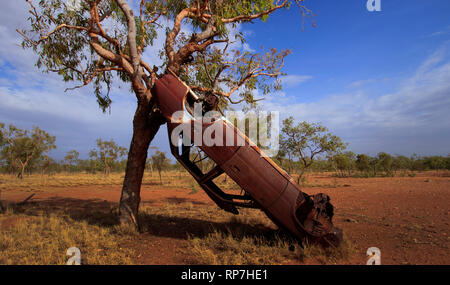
[
  {"xmin": 19, "ymin": 165, "xmax": 25, "ymax": 179},
  {"xmin": 119, "ymin": 103, "xmax": 165, "ymax": 228},
  {"xmin": 297, "ymin": 161, "xmax": 311, "ymax": 184},
  {"xmin": 41, "ymin": 160, "xmax": 49, "ymax": 176},
  {"xmin": 18, "ymin": 160, "xmax": 27, "ymax": 179},
  {"xmin": 0, "ymin": 190, "xmax": 4, "ymax": 213},
  {"xmin": 104, "ymin": 163, "xmax": 110, "ymax": 176},
  {"xmin": 297, "ymin": 168, "xmax": 306, "ymax": 184}
]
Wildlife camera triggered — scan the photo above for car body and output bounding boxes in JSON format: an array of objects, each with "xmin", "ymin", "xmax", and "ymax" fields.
[{"xmin": 152, "ymin": 73, "xmax": 343, "ymax": 247}]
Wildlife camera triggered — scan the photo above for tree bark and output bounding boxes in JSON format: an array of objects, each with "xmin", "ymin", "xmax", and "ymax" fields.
[
  {"xmin": 18, "ymin": 160, "xmax": 27, "ymax": 179},
  {"xmin": 119, "ymin": 102, "xmax": 165, "ymax": 228},
  {"xmin": 297, "ymin": 168, "xmax": 306, "ymax": 184},
  {"xmin": 297, "ymin": 161, "xmax": 312, "ymax": 184},
  {"xmin": 0, "ymin": 190, "xmax": 4, "ymax": 213}
]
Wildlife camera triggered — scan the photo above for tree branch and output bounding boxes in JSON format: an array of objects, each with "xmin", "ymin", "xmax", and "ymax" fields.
[{"xmin": 115, "ymin": 0, "xmax": 140, "ymax": 77}]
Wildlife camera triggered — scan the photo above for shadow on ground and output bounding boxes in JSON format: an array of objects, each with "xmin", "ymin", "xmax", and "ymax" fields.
[{"xmin": 4, "ymin": 197, "xmax": 297, "ymax": 244}]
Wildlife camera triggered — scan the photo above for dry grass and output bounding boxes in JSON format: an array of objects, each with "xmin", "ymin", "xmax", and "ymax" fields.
[
  {"xmin": 0, "ymin": 171, "xmax": 357, "ymax": 265},
  {"xmin": 0, "ymin": 207, "xmax": 134, "ymax": 265},
  {"xmin": 187, "ymin": 230, "xmax": 354, "ymax": 265},
  {"xmin": 185, "ymin": 214, "xmax": 354, "ymax": 265},
  {"xmin": 0, "ymin": 173, "xmax": 126, "ymax": 192},
  {"xmin": 0, "ymin": 199, "xmax": 354, "ymax": 265},
  {"xmin": 138, "ymin": 202, "xmax": 354, "ymax": 265},
  {"xmin": 0, "ymin": 171, "xmax": 240, "ymax": 192}
]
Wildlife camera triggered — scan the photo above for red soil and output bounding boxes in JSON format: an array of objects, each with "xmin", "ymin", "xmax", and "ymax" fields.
[{"xmin": 2, "ymin": 174, "xmax": 449, "ymax": 265}]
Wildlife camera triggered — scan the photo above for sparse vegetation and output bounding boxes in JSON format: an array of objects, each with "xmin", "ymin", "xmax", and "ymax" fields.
[
  {"xmin": 137, "ymin": 203, "xmax": 354, "ymax": 265},
  {"xmin": 0, "ymin": 121, "xmax": 448, "ymax": 265},
  {"xmin": 279, "ymin": 117, "xmax": 346, "ymax": 182},
  {"xmin": 0, "ymin": 209, "xmax": 134, "ymax": 265},
  {"xmin": 89, "ymin": 139, "xmax": 127, "ymax": 176},
  {"xmin": 0, "ymin": 123, "xmax": 56, "ymax": 178},
  {"xmin": 150, "ymin": 151, "xmax": 170, "ymax": 185},
  {"xmin": 1, "ymin": 170, "xmax": 449, "ymax": 265},
  {"xmin": 186, "ymin": 220, "xmax": 354, "ymax": 265}
]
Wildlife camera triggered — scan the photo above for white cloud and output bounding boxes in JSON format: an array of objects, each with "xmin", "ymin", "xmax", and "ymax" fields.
[
  {"xmin": 281, "ymin": 74, "xmax": 312, "ymax": 88},
  {"xmin": 0, "ymin": 3, "xmax": 256, "ymax": 160},
  {"xmin": 0, "ymin": 2, "xmax": 163, "ymax": 159},
  {"xmin": 4, "ymin": 2, "xmax": 447, "ymax": 159},
  {"xmin": 262, "ymin": 45, "xmax": 450, "ymax": 156},
  {"xmin": 428, "ymin": 25, "xmax": 450, "ymax": 37},
  {"xmin": 347, "ymin": 78, "xmax": 375, "ymax": 88}
]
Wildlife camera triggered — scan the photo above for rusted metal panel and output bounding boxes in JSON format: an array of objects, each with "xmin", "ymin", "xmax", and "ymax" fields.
[
  {"xmin": 266, "ymin": 183, "xmax": 307, "ymax": 239},
  {"xmin": 152, "ymin": 74, "xmax": 187, "ymax": 118},
  {"xmin": 152, "ymin": 73, "xmax": 343, "ymax": 247},
  {"xmin": 194, "ymin": 120, "xmax": 241, "ymax": 166},
  {"xmin": 221, "ymin": 146, "xmax": 288, "ymax": 208}
]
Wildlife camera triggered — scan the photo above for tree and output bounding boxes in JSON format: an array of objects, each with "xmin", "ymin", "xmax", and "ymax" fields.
[
  {"xmin": 369, "ymin": 156, "xmax": 379, "ymax": 176},
  {"xmin": 0, "ymin": 123, "xmax": 20, "ymax": 175},
  {"xmin": 424, "ymin": 156, "xmax": 446, "ymax": 173},
  {"xmin": 41, "ymin": 134, "xmax": 57, "ymax": 175},
  {"xmin": 377, "ymin": 152, "xmax": 393, "ymax": 177},
  {"xmin": 151, "ymin": 150, "xmax": 169, "ymax": 185},
  {"xmin": 356, "ymin": 154, "xmax": 371, "ymax": 174},
  {"xmin": 19, "ymin": 0, "xmax": 312, "ymax": 227},
  {"xmin": 0, "ymin": 124, "xmax": 55, "ymax": 178},
  {"xmin": 280, "ymin": 117, "xmax": 346, "ymax": 183},
  {"xmin": 0, "ymin": 123, "xmax": 4, "ymax": 147},
  {"xmin": 88, "ymin": 149, "xmax": 100, "ymax": 173},
  {"xmin": 411, "ymin": 153, "xmax": 425, "ymax": 171},
  {"xmin": 90, "ymin": 139, "xmax": 127, "ymax": 176},
  {"xmin": 146, "ymin": 146, "xmax": 158, "ymax": 176},
  {"xmin": 392, "ymin": 155, "xmax": 411, "ymax": 175},
  {"xmin": 330, "ymin": 151, "xmax": 355, "ymax": 177},
  {"xmin": 64, "ymin": 150, "xmax": 80, "ymax": 172}
]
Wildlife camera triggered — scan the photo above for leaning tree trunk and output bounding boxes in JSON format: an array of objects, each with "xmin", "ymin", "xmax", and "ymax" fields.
[
  {"xmin": 18, "ymin": 161, "xmax": 27, "ymax": 180},
  {"xmin": 119, "ymin": 101, "xmax": 165, "ymax": 227},
  {"xmin": 297, "ymin": 163, "xmax": 310, "ymax": 184}
]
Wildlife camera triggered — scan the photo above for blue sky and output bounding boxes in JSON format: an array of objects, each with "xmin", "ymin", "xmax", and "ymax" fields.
[
  {"xmin": 0, "ymin": 0, "xmax": 450, "ymax": 160},
  {"xmin": 249, "ymin": 0, "xmax": 450, "ymax": 101}
]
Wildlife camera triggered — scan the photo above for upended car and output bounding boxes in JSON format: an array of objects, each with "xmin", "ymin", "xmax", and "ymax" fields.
[{"xmin": 151, "ymin": 72, "xmax": 343, "ymax": 247}]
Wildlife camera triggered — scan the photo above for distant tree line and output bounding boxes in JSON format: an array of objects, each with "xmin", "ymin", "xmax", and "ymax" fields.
[
  {"xmin": 0, "ymin": 122, "xmax": 178, "ymax": 178},
  {"xmin": 0, "ymin": 123, "xmax": 55, "ymax": 178},
  {"xmin": 274, "ymin": 151, "xmax": 450, "ymax": 178},
  {"xmin": 273, "ymin": 117, "xmax": 450, "ymax": 179},
  {"xmin": 1, "ymin": 122, "xmax": 449, "ymax": 179}
]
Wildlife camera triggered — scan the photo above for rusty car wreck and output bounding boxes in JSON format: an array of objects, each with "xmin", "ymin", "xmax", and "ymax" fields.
[{"xmin": 152, "ymin": 72, "xmax": 343, "ymax": 247}]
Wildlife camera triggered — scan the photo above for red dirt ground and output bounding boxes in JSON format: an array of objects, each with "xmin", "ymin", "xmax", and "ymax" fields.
[{"xmin": 2, "ymin": 173, "xmax": 449, "ymax": 265}]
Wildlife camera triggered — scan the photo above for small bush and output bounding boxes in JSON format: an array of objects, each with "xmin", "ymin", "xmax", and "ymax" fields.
[{"xmin": 352, "ymin": 172, "xmax": 374, "ymax": 178}]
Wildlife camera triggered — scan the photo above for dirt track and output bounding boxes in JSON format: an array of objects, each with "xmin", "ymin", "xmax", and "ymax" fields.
[{"xmin": 2, "ymin": 173, "xmax": 449, "ymax": 265}]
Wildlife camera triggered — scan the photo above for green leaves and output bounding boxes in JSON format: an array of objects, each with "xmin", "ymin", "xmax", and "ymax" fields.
[
  {"xmin": 280, "ymin": 116, "xmax": 347, "ymax": 171},
  {"xmin": 64, "ymin": 149, "xmax": 80, "ymax": 166},
  {"xmin": 20, "ymin": 0, "xmax": 133, "ymax": 112},
  {"xmin": 0, "ymin": 123, "xmax": 56, "ymax": 176},
  {"xmin": 185, "ymin": 44, "xmax": 290, "ymax": 110},
  {"xmin": 90, "ymin": 138, "xmax": 127, "ymax": 176},
  {"xmin": 151, "ymin": 150, "xmax": 169, "ymax": 172},
  {"xmin": 20, "ymin": 0, "xmax": 308, "ymax": 113}
]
